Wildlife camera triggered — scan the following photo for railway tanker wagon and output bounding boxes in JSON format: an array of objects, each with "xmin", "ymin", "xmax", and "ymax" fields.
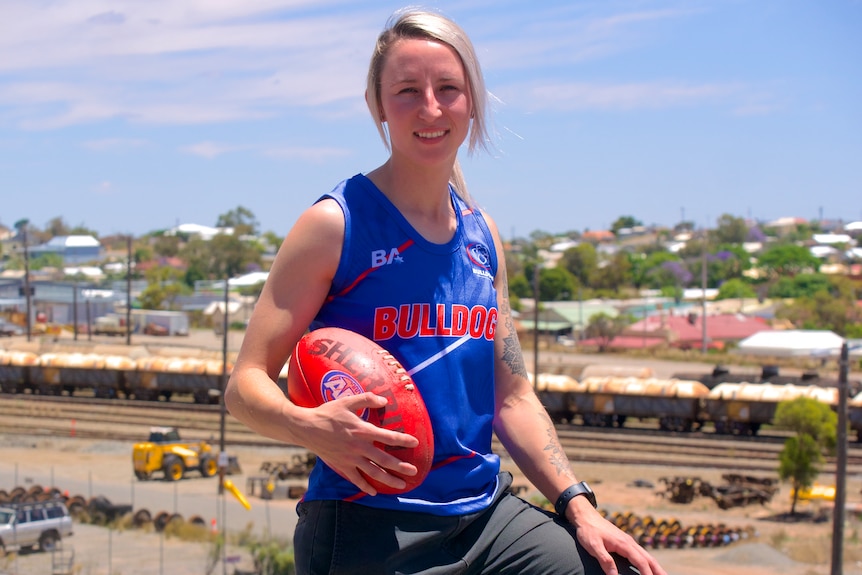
[
  {"xmin": 532, "ymin": 373, "xmax": 580, "ymax": 423},
  {"xmin": 126, "ymin": 357, "xmax": 226, "ymax": 403},
  {"xmin": 28, "ymin": 352, "xmax": 134, "ymax": 398},
  {"xmin": 704, "ymin": 382, "xmax": 839, "ymax": 436},
  {"xmin": 570, "ymin": 376, "xmax": 709, "ymax": 431},
  {"xmin": 0, "ymin": 350, "xmax": 38, "ymax": 394}
]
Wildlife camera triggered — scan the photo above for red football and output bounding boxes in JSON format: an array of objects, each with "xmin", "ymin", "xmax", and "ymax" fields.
[{"xmin": 287, "ymin": 327, "xmax": 434, "ymax": 494}]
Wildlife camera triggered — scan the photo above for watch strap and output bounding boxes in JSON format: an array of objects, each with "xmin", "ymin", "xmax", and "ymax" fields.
[{"xmin": 554, "ymin": 481, "xmax": 597, "ymax": 516}]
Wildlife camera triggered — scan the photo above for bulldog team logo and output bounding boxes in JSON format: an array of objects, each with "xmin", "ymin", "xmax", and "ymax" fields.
[
  {"xmin": 320, "ymin": 370, "xmax": 369, "ymax": 420},
  {"xmin": 466, "ymin": 243, "xmax": 493, "ymax": 280}
]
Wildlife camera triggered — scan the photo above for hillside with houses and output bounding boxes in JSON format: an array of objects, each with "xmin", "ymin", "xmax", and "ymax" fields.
[{"xmin": 0, "ymin": 210, "xmax": 860, "ymax": 362}]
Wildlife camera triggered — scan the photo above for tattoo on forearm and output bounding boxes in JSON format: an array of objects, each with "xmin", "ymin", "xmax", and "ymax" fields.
[
  {"xmin": 499, "ymin": 289, "xmax": 528, "ymax": 378},
  {"xmin": 541, "ymin": 410, "xmax": 574, "ymax": 478}
]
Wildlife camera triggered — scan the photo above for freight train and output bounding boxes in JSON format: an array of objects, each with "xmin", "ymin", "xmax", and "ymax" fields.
[
  {"xmin": 0, "ymin": 349, "xmax": 235, "ymax": 404},
  {"xmin": 3, "ymin": 348, "xmax": 861, "ymax": 441},
  {"xmin": 533, "ymin": 368, "xmax": 860, "ymax": 440}
]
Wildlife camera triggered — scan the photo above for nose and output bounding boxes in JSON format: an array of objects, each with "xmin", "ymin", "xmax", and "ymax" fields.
[{"xmin": 418, "ymin": 88, "xmax": 442, "ymax": 121}]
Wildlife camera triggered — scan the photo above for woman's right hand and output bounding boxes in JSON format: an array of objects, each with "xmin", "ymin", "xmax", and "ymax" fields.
[{"xmin": 293, "ymin": 391, "xmax": 421, "ymax": 495}]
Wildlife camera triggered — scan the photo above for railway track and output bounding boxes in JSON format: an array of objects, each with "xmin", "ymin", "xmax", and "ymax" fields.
[{"xmin": 2, "ymin": 395, "xmax": 860, "ymax": 476}]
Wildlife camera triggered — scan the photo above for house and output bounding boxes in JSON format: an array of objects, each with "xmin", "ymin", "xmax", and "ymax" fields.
[
  {"xmin": 580, "ymin": 312, "xmax": 773, "ymax": 351},
  {"xmin": 28, "ymin": 235, "xmax": 101, "ymax": 264},
  {"xmin": 165, "ymin": 223, "xmax": 233, "ymax": 241}
]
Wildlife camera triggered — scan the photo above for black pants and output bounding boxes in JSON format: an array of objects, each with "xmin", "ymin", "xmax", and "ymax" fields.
[{"xmin": 294, "ymin": 473, "xmax": 635, "ymax": 575}]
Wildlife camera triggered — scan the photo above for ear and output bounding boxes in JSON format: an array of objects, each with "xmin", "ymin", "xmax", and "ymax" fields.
[{"xmin": 365, "ymin": 89, "xmax": 385, "ymax": 122}]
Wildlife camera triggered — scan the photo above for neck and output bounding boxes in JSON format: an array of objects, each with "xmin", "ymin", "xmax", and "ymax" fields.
[
  {"xmin": 368, "ymin": 159, "xmax": 453, "ymax": 217},
  {"xmin": 366, "ymin": 159, "xmax": 458, "ymax": 244}
]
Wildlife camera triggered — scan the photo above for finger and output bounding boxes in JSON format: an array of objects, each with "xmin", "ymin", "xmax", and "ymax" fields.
[
  {"xmin": 371, "ymin": 427, "xmax": 420, "ymax": 448},
  {"xmin": 368, "ymin": 445, "xmax": 418, "ymax": 476},
  {"xmin": 342, "ymin": 391, "xmax": 388, "ymax": 409},
  {"xmin": 593, "ymin": 550, "xmax": 619, "ymax": 575},
  {"xmin": 321, "ymin": 456, "xmax": 381, "ymax": 496},
  {"xmin": 359, "ymin": 459, "xmax": 408, "ymax": 492}
]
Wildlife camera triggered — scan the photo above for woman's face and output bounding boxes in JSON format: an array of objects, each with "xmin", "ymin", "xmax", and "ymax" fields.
[{"xmin": 377, "ymin": 38, "xmax": 472, "ymax": 169}]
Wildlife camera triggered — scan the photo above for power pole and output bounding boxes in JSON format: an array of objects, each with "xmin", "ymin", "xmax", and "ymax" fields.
[
  {"xmin": 532, "ymin": 266, "xmax": 540, "ymax": 391},
  {"xmin": 126, "ymin": 235, "xmax": 133, "ymax": 346},
  {"xmin": 831, "ymin": 341, "xmax": 849, "ymax": 575},
  {"xmin": 701, "ymin": 245, "xmax": 707, "ymax": 353}
]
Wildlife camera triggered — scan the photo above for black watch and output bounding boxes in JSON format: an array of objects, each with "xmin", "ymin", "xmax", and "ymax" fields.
[{"xmin": 554, "ymin": 481, "xmax": 597, "ymax": 516}]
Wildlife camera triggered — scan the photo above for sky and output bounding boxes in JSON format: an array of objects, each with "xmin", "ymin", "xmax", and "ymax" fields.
[{"xmin": 1, "ymin": 0, "xmax": 860, "ymax": 241}]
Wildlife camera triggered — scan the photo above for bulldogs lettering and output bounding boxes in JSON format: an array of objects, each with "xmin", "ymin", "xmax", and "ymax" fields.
[{"xmin": 373, "ymin": 303, "xmax": 497, "ymax": 341}]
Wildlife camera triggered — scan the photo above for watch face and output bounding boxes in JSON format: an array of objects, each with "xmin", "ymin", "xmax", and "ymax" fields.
[{"xmin": 579, "ymin": 482, "xmax": 597, "ymax": 506}]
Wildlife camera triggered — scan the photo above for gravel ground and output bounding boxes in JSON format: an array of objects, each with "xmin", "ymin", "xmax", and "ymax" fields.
[
  {"xmin": 2, "ymin": 331, "xmax": 861, "ymax": 574},
  {"xmin": 2, "ymin": 434, "xmax": 862, "ymax": 575}
]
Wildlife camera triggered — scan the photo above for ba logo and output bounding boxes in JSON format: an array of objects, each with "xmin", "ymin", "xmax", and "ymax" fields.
[
  {"xmin": 371, "ymin": 248, "xmax": 404, "ymax": 268},
  {"xmin": 466, "ymin": 243, "xmax": 491, "ymax": 270},
  {"xmin": 320, "ymin": 370, "xmax": 369, "ymax": 420}
]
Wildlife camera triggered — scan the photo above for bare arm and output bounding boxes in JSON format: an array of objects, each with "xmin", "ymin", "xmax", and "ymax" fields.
[
  {"xmin": 224, "ymin": 199, "xmax": 419, "ymax": 495},
  {"xmin": 485, "ymin": 215, "xmax": 666, "ymax": 575}
]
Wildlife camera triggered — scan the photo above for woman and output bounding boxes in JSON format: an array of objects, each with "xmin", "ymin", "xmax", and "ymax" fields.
[{"xmin": 225, "ymin": 9, "xmax": 666, "ymax": 575}]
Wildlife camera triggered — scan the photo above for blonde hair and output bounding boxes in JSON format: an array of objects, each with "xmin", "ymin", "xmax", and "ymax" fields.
[{"xmin": 366, "ymin": 8, "xmax": 490, "ymax": 204}]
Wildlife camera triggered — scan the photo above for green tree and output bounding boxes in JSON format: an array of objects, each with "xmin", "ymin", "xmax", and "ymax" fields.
[
  {"xmin": 209, "ymin": 233, "xmax": 263, "ymax": 278},
  {"xmin": 584, "ymin": 312, "xmax": 630, "ymax": 352},
  {"xmin": 716, "ymin": 278, "xmax": 756, "ymax": 300},
  {"xmin": 216, "ymin": 206, "xmax": 259, "ymax": 236},
  {"xmin": 45, "ymin": 216, "xmax": 71, "ymax": 237},
  {"xmin": 138, "ymin": 265, "xmax": 190, "ymax": 310},
  {"xmin": 710, "ymin": 213, "xmax": 749, "ymax": 245},
  {"xmin": 152, "ymin": 235, "xmax": 182, "ymax": 258},
  {"xmin": 610, "ymin": 215, "xmax": 642, "ymax": 235},
  {"xmin": 559, "ymin": 243, "xmax": 598, "ymax": 287},
  {"xmin": 508, "ymin": 274, "xmax": 532, "ymax": 299},
  {"xmin": 757, "ymin": 244, "xmax": 820, "ymax": 278},
  {"xmin": 774, "ymin": 397, "xmax": 837, "ymax": 515},
  {"xmin": 30, "ymin": 252, "xmax": 64, "ymax": 270},
  {"xmin": 538, "ymin": 266, "xmax": 578, "ymax": 301},
  {"xmin": 591, "ymin": 252, "xmax": 632, "ymax": 294},
  {"xmin": 776, "ymin": 289, "xmax": 861, "ymax": 336}
]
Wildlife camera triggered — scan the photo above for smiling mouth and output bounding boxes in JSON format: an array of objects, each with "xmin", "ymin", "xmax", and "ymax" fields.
[{"xmin": 416, "ymin": 130, "xmax": 447, "ymax": 139}]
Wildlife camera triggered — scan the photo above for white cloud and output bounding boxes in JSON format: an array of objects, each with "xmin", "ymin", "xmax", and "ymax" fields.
[
  {"xmin": 515, "ymin": 81, "xmax": 742, "ymax": 112},
  {"xmin": 182, "ymin": 141, "xmax": 239, "ymax": 159},
  {"xmin": 0, "ymin": 1, "xmax": 379, "ymax": 129},
  {"xmin": 263, "ymin": 146, "xmax": 352, "ymax": 162},
  {"xmin": 94, "ymin": 181, "xmax": 115, "ymax": 195},
  {"xmin": 82, "ymin": 138, "xmax": 146, "ymax": 150}
]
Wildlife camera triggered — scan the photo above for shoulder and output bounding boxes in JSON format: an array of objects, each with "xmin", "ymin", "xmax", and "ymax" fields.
[{"xmin": 293, "ymin": 197, "xmax": 344, "ymax": 241}]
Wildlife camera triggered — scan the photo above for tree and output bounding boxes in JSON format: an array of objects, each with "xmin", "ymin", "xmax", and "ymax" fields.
[
  {"xmin": 216, "ymin": 206, "xmax": 259, "ymax": 236},
  {"xmin": 757, "ymin": 244, "xmax": 821, "ymax": 278},
  {"xmin": 138, "ymin": 265, "xmax": 190, "ymax": 310},
  {"xmin": 710, "ymin": 213, "xmax": 749, "ymax": 245},
  {"xmin": 774, "ymin": 397, "xmax": 837, "ymax": 515},
  {"xmin": 152, "ymin": 235, "xmax": 182, "ymax": 258},
  {"xmin": 715, "ymin": 278, "xmax": 756, "ymax": 300},
  {"xmin": 584, "ymin": 312, "xmax": 630, "ymax": 352},
  {"xmin": 776, "ymin": 289, "xmax": 861, "ymax": 336},
  {"xmin": 591, "ymin": 252, "xmax": 632, "ymax": 294},
  {"xmin": 538, "ymin": 266, "xmax": 578, "ymax": 301},
  {"xmin": 508, "ymin": 274, "xmax": 532, "ymax": 299},
  {"xmin": 610, "ymin": 215, "xmax": 642, "ymax": 235},
  {"xmin": 559, "ymin": 243, "xmax": 598, "ymax": 287}
]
